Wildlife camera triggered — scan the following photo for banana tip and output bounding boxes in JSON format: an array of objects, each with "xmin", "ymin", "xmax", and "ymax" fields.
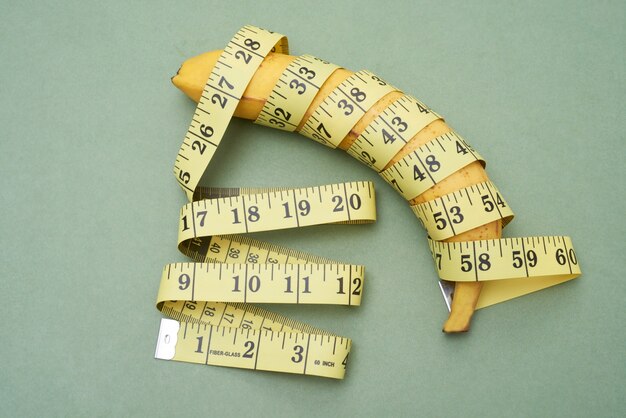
[
  {"xmin": 171, "ymin": 65, "xmax": 182, "ymax": 85},
  {"xmin": 442, "ymin": 328, "xmax": 469, "ymax": 334}
]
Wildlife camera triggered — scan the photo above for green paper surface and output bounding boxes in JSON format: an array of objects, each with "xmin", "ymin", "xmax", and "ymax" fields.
[{"xmin": 1, "ymin": 0, "xmax": 624, "ymax": 416}]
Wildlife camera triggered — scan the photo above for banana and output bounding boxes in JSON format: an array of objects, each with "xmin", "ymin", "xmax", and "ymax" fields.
[{"xmin": 172, "ymin": 50, "xmax": 502, "ymax": 332}]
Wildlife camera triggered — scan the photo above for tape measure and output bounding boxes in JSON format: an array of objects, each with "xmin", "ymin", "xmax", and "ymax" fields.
[
  {"xmin": 155, "ymin": 315, "xmax": 351, "ymax": 379},
  {"xmin": 157, "ymin": 262, "xmax": 364, "ymax": 306},
  {"xmin": 177, "ymin": 182, "xmax": 376, "ymax": 244},
  {"xmin": 299, "ymin": 70, "xmax": 399, "ymax": 148},
  {"xmin": 431, "ymin": 236, "xmax": 581, "ymax": 310},
  {"xmin": 155, "ymin": 219, "xmax": 364, "ymax": 379},
  {"xmin": 159, "ymin": 182, "xmax": 375, "ymax": 312},
  {"xmin": 156, "ymin": 180, "xmax": 375, "ymax": 379},
  {"xmin": 254, "ymin": 54, "xmax": 340, "ymax": 131},
  {"xmin": 160, "ymin": 24, "xmax": 583, "ymax": 377},
  {"xmin": 429, "ymin": 236, "xmax": 580, "ymax": 282},
  {"xmin": 173, "ymin": 25, "xmax": 288, "ymax": 200},
  {"xmin": 411, "ymin": 180, "xmax": 514, "ymax": 241},
  {"xmin": 161, "ymin": 25, "xmax": 381, "ymax": 379},
  {"xmin": 247, "ymin": 26, "xmax": 581, "ymax": 311},
  {"xmin": 379, "ymin": 131, "xmax": 485, "ymax": 200},
  {"xmin": 155, "ymin": 232, "xmax": 361, "ymax": 379},
  {"xmin": 347, "ymin": 94, "xmax": 442, "ymax": 172}
]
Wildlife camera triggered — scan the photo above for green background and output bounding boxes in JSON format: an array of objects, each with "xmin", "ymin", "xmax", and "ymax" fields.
[{"xmin": 1, "ymin": 0, "xmax": 624, "ymax": 416}]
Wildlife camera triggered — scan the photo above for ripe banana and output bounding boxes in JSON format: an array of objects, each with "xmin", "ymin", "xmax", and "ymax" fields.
[{"xmin": 172, "ymin": 50, "xmax": 502, "ymax": 332}]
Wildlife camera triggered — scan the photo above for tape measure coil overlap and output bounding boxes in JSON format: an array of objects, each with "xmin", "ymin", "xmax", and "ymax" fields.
[
  {"xmin": 299, "ymin": 70, "xmax": 399, "ymax": 148},
  {"xmin": 347, "ymin": 95, "xmax": 442, "ymax": 171},
  {"xmin": 254, "ymin": 54, "xmax": 341, "ymax": 131}
]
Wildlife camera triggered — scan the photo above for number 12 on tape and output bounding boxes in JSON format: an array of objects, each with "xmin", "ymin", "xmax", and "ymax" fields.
[{"xmin": 155, "ymin": 318, "xmax": 351, "ymax": 379}]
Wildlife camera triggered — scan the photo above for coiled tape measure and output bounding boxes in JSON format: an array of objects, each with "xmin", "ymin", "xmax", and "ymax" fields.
[{"xmin": 156, "ymin": 25, "xmax": 581, "ymax": 379}]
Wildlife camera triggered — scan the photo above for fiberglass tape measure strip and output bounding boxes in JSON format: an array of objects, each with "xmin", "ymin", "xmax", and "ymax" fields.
[{"xmin": 159, "ymin": 25, "xmax": 375, "ymax": 379}]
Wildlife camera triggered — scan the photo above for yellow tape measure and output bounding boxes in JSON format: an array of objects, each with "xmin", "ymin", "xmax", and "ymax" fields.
[
  {"xmin": 250, "ymin": 39, "xmax": 581, "ymax": 310},
  {"xmin": 160, "ymin": 24, "xmax": 583, "ymax": 377},
  {"xmin": 160, "ymin": 234, "xmax": 359, "ymax": 328},
  {"xmin": 431, "ymin": 236, "xmax": 581, "ymax": 309},
  {"xmin": 155, "ymin": 285, "xmax": 353, "ymax": 379},
  {"xmin": 161, "ymin": 25, "xmax": 380, "ymax": 379},
  {"xmin": 177, "ymin": 182, "xmax": 375, "ymax": 242},
  {"xmin": 299, "ymin": 70, "xmax": 399, "ymax": 148},
  {"xmin": 179, "ymin": 230, "xmax": 336, "ymax": 265},
  {"xmin": 411, "ymin": 180, "xmax": 514, "ymax": 241},
  {"xmin": 255, "ymin": 54, "xmax": 340, "ymax": 131},
  {"xmin": 155, "ymin": 229, "xmax": 360, "ymax": 379},
  {"xmin": 430, "ymin": 236, "xmax": 580, "ymax": 283},
  {"xmin": 229, "ymin": 26, "xmax": 581, "ymax": 308},
  {"xmin": 157, "ymin": 263, "xmax": 364, "ymax": 306},
  {"xmin": 347, "ymin": 95, "xmax": 441, "ymax": 171},
  {"xmin": 156, "ymin": 240, "xmax": 362, "ymax": 380},
  {"xmin": 160, "ymin": 182, "xmax": 375, "ymax": 311},
  {"xmin": 155, "ymin": 316, "xmax": 351, "ymax": 379},
  {"xmin": 380, "ymin": 131, "xmax": 484, "ymax": 200},
  {"xmin": 174, "ymin": 25, "xmax": 288, "ymax": 200},
  {"xmin": 156, "ymin": 179, "xmax": 375, "ymax": 379}
]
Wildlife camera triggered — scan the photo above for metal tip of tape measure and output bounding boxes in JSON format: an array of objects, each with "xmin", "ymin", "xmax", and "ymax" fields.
[
  {"xmin": 438, "ymin": 280, "xmax": 454, "ymax": 312},
  {"xmin": 155, "ymin": 318, "xmax": 179, "ymax": 360}
]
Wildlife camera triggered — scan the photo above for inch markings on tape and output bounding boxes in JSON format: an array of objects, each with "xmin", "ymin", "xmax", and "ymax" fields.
[
  {"xmin": 429, "ymin": 236, "xmax": 580, "ymax": 283},
  {"xmin": 411, "ymin": 180, "xmax": 514, "ymax": 241},
  {"xmin": 174, "ymin": 25, "xmax": 288, "ymax": 200},
  {"xmin": 155, "ymin": 318, "xmax": 350, "ymax": 379},
  {"xmin": 158, "ymin": 178, "xmax": 374, "ymax": 378},
  {"xmin": 156, "ymin": 233, "xmax": 358, "ymax": 379},
  {"xmin": 255, "ymin": 54, "xmax": 340, "ymax": 131},
  {"xmin": 179, "ymin": 232, "xmax": 338, "ymax": 265},
  {"xmin": 429, "ymin": 236, "xmax": 581, "ymax": 309},
  {"xmin": 157, "ymin": 263, "xmax": 364, "ymax": 306},
  {"xmin": 159, "ymin": 299, "xmax": 339, "ymax": 335},
  {"xmin": 247, "ymin": 27, "xmax": 581, "ymax": 311},
  {"xmin": 162, "ymin": 25, "xmax": 377, "ymax": 379},
  {"xmin": 347, "ymin": 95, "xmax": 441, "ymax": 171},
  {"xmin": 163, "ymin": 24, "xmax": 583, "ymax": 373},
  {"xmin": 177, "ymin": 181, "xmax": 376, "ymax": 247},
  {"xmin": 159, "ymin": 240, "xmax": 356, "ymax": 336},
  {"xmin": 156, "ymin": 297, "xmax": 352, "ymax": 379},
  {"xmin": 380, "ymin": 131, "xmax": 485, "ymax": 200},
  {"xmin": 299, "ymin": 70, "xmax": 399, "ymax": 148}
]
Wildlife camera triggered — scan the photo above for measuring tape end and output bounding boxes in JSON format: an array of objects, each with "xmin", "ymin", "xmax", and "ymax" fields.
[{"xmin": 155, "ymin": 318, "xmax": 179, "ymax": 360}]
